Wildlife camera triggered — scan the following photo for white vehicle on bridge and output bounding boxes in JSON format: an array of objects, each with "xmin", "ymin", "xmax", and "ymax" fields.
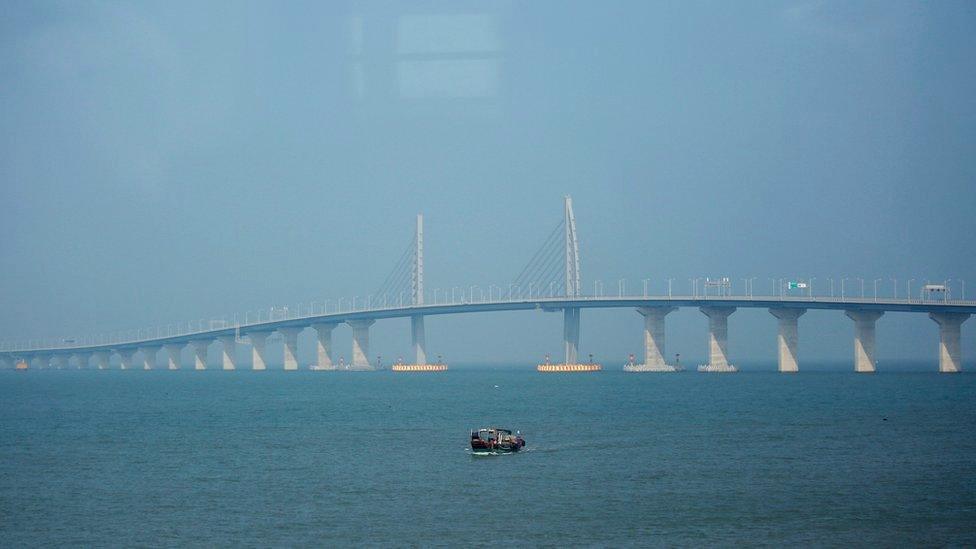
[{"xmin": 922, "ymin": 284, "xmax": 948, "ymax": 301}]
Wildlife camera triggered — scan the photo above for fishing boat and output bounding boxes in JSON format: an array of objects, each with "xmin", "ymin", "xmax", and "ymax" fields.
[{"xmin": 470, "ymin": 427, "xmax": 525, "ymax": 455}]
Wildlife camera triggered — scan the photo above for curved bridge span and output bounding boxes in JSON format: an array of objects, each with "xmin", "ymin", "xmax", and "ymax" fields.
[
  {"xmin": 3, "ymin": 295, "xmax": 974, "ymax": 373},
  {"xmin": 3, "ymin": 198, "xmax": 973, "ymax": 373}
]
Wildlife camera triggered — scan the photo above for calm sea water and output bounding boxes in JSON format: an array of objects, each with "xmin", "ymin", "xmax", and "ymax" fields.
[{"xmin": 1, "ymin": 367, "xmax": 974, "ymax": 546}]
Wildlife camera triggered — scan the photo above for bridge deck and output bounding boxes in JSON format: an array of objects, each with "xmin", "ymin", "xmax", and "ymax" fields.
[{"xmin": 3, "ymin": 295, "xmax": 975, "ymax": 356}]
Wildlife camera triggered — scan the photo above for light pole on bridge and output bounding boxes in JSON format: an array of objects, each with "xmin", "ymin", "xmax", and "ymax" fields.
[
  {"xmin": 857, "ymin": 278, "xmax": 864, "ymax": 299},
  {"xmin": 642, "ymin": 278, "xmax": 650, "ymax": 297},
  {"xmin": 908, "ymin": 279, "xmax": 914, "ymax": 301},
  {"xmin": 668, "ymin": 278, "xmax": 674, "ymax": 298},
  {"xmin": 873, "ymin": 278, "xmax": 881, "ymax": 302},
  {"xmin": 891, "ymin": 278, "xmax": 897, "ymax": 300}
]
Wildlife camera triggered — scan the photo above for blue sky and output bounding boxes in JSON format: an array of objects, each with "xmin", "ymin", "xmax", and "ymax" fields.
[{"xmin": 1, "ymin": 1, "xmax": 974, "ymax": 367}]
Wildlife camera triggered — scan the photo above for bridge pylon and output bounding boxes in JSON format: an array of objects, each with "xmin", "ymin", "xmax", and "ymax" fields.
[{"xmin": 535, "ymin": 197, "xmax": 600, "ymax": 372}]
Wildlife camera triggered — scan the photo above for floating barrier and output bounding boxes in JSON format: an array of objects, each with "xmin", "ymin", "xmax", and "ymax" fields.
[
  {"xmin": 392, "ymin": 364, "xmax": 448, "ymax": 372},
  {"xmin": 536, "ymin": 363, "xmax": 601, "ymax": 372}
]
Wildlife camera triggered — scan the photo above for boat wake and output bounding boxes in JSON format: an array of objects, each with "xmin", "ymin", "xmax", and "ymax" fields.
[{"xmin": 470, "ymin": 451, "xmax": 516, "ymax": 456}]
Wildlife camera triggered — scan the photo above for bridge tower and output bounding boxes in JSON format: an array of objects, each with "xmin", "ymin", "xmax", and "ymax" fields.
[
  {"xmin": 562, "ymin": 196, "xmax": 587, "ymax": 367},
  {"xmin": 413, "ymin": 214, "xmax": 423, "ymax": 307},
  {"xmin": 564, "ymin": 196, "xmax": 581, "ymax": 299},
  {"xmin": 410, "ymin": 214, "xmax": 428, "ymax": 366}
]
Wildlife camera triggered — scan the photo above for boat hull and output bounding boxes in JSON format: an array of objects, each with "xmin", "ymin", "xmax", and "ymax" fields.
[{"xmin": 471, "ymin": 445, "xmax": 522, "ymax": 455}]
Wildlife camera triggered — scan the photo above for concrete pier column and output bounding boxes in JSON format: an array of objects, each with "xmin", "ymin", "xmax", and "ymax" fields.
[
  {"xmin": 52, "ymin": 355, "xmax": 69, "ymax": 369},
  {"xmin": 411, "ymin": 315, "xmax": 427, "ymax": 365},
  {"xmin": 629, "ymin": 307, "xmax": 677, "ymax": 371},
  {"xmin": 118, "ymin": 349, "xmax": 136, "ymax": 370},
  {"xmin": 929, "ymin": 312, "xmax": 970, "ymax": 373},
  {"xmin": 72, "ymin": 353, "xmax": 89, "ymax": 369},
  {"xmin": 312, "ymin": 323, "xmax": 337, "ymax": 370},
  {"xmin": 217, "ymin": 336, "xmax": 237, "ymax": 370},
  {"xmin": 564, "ymin": 307, "xmax": 580, "ymax": 364},
  {"xmin": 247, "ymin": 332, "xmax": 271, "ymax": 370},
  {"xmin": 845, "ymin": 310, "xmax": 884, "ymax": 373},
  {"xmin": 93, "ymin": 351, "xmax": 110, "ymax": 370},
  {"xmin": 163, "ymin": 344, "xmax": 183, "ymax": 370},
  {"xmin": 770, "ymin": 308, "xmax": 806, "ymax": 373},
  {"xmin": 699, "ymin": 307, "xmax": 737, "ymax": 372},
  {"xmin": 190, "ymin": 340, "xmax": 209, "ymax": 370},
  {"xmin": 33, "ymin": 355, "xmax": 51, "ymax": 369},
  {"xmin": 138, "ymin": 346, "xmax": 160, "ymax": 370},
  {"xmin": 347, "ymin": 319, "xmax": 376, "ymax": 370},
  {"xmin": 278, "ymin": 328, "xmax": 302, "ymax": 371}
]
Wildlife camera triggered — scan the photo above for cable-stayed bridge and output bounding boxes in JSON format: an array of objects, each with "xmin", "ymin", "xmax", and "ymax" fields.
[{"xmin": 2, "ymin": 197, "xmax": 974, "ymax": 373}]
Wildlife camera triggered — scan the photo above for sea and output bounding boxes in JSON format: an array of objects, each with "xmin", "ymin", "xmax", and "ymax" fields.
[{"xmin": 1, "ymin": 365, "xmax": 974, "ymax": 547}]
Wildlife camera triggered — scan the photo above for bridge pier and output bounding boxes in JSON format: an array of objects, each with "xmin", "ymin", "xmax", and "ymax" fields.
[
  {"xmin": 52, "ymin": 354, "xmax": 69, "ymax": 369},
  {"xmin": 930, "ymin": 312, "xmax": 970, "ymax": 373},
  {"xmin": 312, "ymin": 323, "xmax": 337, "ymax": 370},
  {"xmin": 564, "ymin": 307, "xmax": 580, "ymax": 364},
  {"xmin": 118, "ymin": 349, "xmax": 136, "ymax": 370},
  {"xmin": 190, "ymin": 340, "xmax": 209, "ymax": 370},
  {"xmin": 411, "ymin": 315, "xmax": 427, "ymax": 365},
  {"xmin": 163, "ymin": 344, "xmax": 183, "ymax": 370},
  {"xmin": 72, "ymin": 353, "xmax": 89, "ymax": 369},
  {"xmin": 348, "ymin": 319, "xmax": 375, "ymax": 370},
  {"xmin": 33, "ymin": 354, "xmax": 50, "ymax": 369},
  {"xmin": 139, "ymin": 346, "xmax": 159, "ymax": 370},
  {"xmin": 278, "ymin": 328, "xmax": 302, "ymax": 370},
  {"xmin": 93, "ymin": 351, "xmax": 110, "ymax": 370},
  {"xmin": 628, "ymin": 307, "xmax": 677, "ymax": 372},
  {"xmin": 846, "ymin": 310, "xmax": 883, "ymax": 373},
  {"xmin": 770, "ymin": 308, "xmax": 806, "ymax": 373},
  {"xmin": 217, "ymin": 336, "xmax": 236, "ymax": 370},
  {"xmin": 699, "ymin": 307, "xmax": 737, "ymax": 372},
  {"xmin": 247, "ymin": 332, "xmax": 270, "ymax": 370}
]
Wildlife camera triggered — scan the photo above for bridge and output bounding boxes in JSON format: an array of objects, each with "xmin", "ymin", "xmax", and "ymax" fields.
[{"xmin": 2, "ymin": 197, "xmax": 973, "ymax": 373}]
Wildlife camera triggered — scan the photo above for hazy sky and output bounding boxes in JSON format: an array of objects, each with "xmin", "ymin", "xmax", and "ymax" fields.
[{"xmin": 2, "ymin": 1, "xmax": 974, "ymax": 368}]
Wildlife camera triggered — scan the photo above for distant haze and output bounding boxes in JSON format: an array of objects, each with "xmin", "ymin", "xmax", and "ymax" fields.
[{"xmin": 1, "ymin": 1, "xmax": 974, "ymax": 367}]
